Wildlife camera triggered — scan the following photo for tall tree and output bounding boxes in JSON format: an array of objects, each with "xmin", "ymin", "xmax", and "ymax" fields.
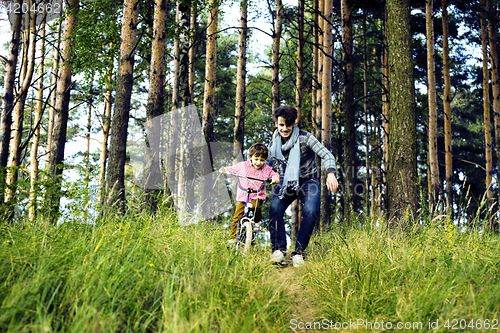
[
  {"xmin": 486, "ymin": 0, "xmax": 500, "ymax": 226},
  {"xmin": 342, "ymin": 0, "xmax": 355, "ymax": 222},
  {"xmin": 105, "ymin": 0, "xmax": 140, "ymax": 212},
  {"xmin": 426, "ymin": 0, "xmax": 440, "ymax": 213},
  {"xmin": 319, "ymin": 0, "xmax": 333, "ymax": 231},
  {"xmin": 312, "ymin": 0, "xmax": 321, "ymax": 140},
  {"xmin": 5, "ymin": 6, "xmax": 37, "ymax": 215},
  {"xmin": 271, "ymin": 0, "xmax": 283, "ymax": 111},
  {"xmin": 442, "ymin": 0, "xmax": 453, "ymax": 216},
  {"xmin": 176, "ymin": 0, "xmax": 195, "ymax": 219},
  {"xmin": 45, "ymin": 0, "xmax": 79, "ymax": 221},
  {"xmin": 29, "ymin": 14, "xmax": 47, "ymax": 221},
  {"xmin": 386, "ymin": 0, "xmax": 418, "ymax": 227},
  {"xmin": 382, "ymin": 5, "xmax": 390, "ymax": 214},
  {"xmin": 144, "ymin": 0, "xmax": 168, "ymax": 211},
  {"xmin": 0, "ymin": 0, "xmax": 22, "ymax": 216},
  {"xmin": 98, "ymin": 72, "xmax": 114, "ymax": 204},
  {"xmin": 188, "ymin": 1, "xmax": 197, "ymax": 101},
  {"xmin": 200, "ymin": 0, "xmax": 218, "ymax": 217},
  {"xmin": 233, "ymin": 0, "xmax": 248, "ymax": 159},
  {"xmin": 291, "ymin": 0, "xmax": 305, "ymax": 245},
  {"xmin": 480, "ymin": 0, "xmax": 493, "ymax": 205}
]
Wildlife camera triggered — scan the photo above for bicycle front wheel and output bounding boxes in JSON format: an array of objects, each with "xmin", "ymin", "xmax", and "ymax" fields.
[{"xmin": 236, "ymin": 217, "xmax": 253, "ymax": 254}]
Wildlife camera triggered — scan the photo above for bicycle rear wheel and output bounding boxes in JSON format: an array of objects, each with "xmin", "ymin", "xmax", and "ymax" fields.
[{"xmin": 236, "ymin": 217, "xmax": 253, "ymax": 254}]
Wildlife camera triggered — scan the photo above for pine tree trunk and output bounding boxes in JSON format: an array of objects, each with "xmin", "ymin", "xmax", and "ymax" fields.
[
  {"xmin": 386, "ymin": 0, "xmax": 418, "ymax": 228},
  {"xmin": 272, "ymin": 0, "xmax": 283, "ymax": 111},
  {"xmin": 45, "ymin": 18, "xmax": 62, "ymax": 172},
  {"xmin": 176, "ymin": 0, "xmax": 195, "ymax": 223},
  {"xmin": 382, "ymin": 6, "xmax": 390, "ymax": 215},
  {"xmin": 99, "ymin": 75, "xmax": 113, "ymax": 204},
  {"xmin": 442, "ymin": 0, "xmax": 453, "ymax": 217},
  {"xmin": 315, "ymin": 0, "xmax": 323, "ymax": 141},
  {"xmin": 105, "ymin": 0, "xmax": 139, "ymax": 213},
  {"xmin": 0, "ymin": 1, "xmax": 22, "ymax": 215},
  {"xmin": 143, "ymin": 0, "xmax": 168, "ymax": 212},
  {"xmin": 291, "ymin": 0, "xmax": 305, "ymax": 243},
  {"xmin": 6, "ymin": 6, "xmax": 37, "ymax": 218},
  {"xmin": 188, "ymin": 1, "xmax": 197, "ymax": 101},
  {"xmin": 318, "ymin": 0, "xmax": 333, "ymax": 232},
  {"xmin": 480, "ymin": 0, "xmax": 494, "ymax": 208},
  {"xmin": 233, "ymin": 0, "xmax": 247, "ymax": 160},
  {"xmin": 362, "ymin": 14, "xmax": 371, "ymax": 215},
  {"xmin": 426, "ymin": 0, "xmax": 440, "ymax": 215},
  {"xmin": 29, "ymin": 17, "xmax": 46, "ymax": 221},
  {"xmin": 200, "ymin": 0, "xmax": 218, "ymax": 218},
  {"xmin": 45, "ymin": 0, "xmax": 79, "ymax": 222},
  {"xmin": 312, "ymin": 0, "xmax": 320, "ymax": 140},
  {"xmin": 342, "ymin": 0, "xmax": 355, "ymax": 223},
  {"xmin": 486, "ymin": 0, "xmax": 500, "ymax": 228}
]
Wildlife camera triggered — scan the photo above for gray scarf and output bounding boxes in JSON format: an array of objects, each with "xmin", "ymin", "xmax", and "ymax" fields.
[{"xmin": 270, "ymin": 127, "xmax": 300, "ymax": 198}]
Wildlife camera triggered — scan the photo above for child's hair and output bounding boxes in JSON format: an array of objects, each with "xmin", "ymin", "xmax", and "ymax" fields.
[
  {"xmin": 248, "ymin": 143, "xmax": 269, "ymax": 159},
  {"xmin": 273, "ymin": 106, "xmax": 298, "ymax": 126}
]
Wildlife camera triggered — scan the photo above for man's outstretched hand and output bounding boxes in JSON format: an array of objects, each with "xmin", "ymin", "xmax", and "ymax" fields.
[{"xmin": 326, "ymin": 173, "xmax": 338, "ymax": 193}]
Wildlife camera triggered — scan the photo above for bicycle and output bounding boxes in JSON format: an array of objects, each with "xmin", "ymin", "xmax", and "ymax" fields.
[{"xmin": 221, "ymin": 170, "xmax": 272, "ymax": 254}]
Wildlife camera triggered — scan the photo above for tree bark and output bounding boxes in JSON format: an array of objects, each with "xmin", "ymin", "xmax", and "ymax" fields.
[
  {"xmin": 176, "ymin": 0, "xmax": 195, "ymax": 220},
  {"xmin": 271, "ymin": 0, "xmax": 283, "ymax": 111},
  {"xmin": 342, "ymin": 0, "xmax": 355, "ymax": 223},
  {"xmin": 45, "ymin": 0, "xmax": 79, "ymax": 222},
  {"xmin": 426, "ymin": 0, "xmax": 440, "ymax": 214},
  {"xmin": 233, "ymin": 0, "xmax": 247, "ymax": 160},
  {"xmin": 105, "ymin": 0, "xmax": 139, "ymax": 213},
  {"xmin": 442, "ymin": 0, "xmax": 453, "ymax": 216},
  {"xmin": 200, "ymin": 0, "xmax": 218, "ymax": 218},
  {"xmin": 188, "ymin": 1, "xmax": 197, "ymax": 101},
  {"xmin": 480, "ymin": 0, "xmax": 493, "ymax": 207},
  {"xmin": 386, "ymin": 0, "xmax": 418, "ymax": 228},
  {"xmin": 143, "ymin": 0, "xmax": 168, "ymax": 212},
  {"xmin": 29, "ymin": 16, "xmax": 47, "ymax": 221},
  {"xmin": 0, "ymin": 0, "xmax": 22, "ymax": 215},
  {"xmin": 98, "ymin": 74, "xmax": 113, "ymax": 204},
  {"xmin": 486, "ymin": 0, "xmax": 500, "ymax": 227},
  {"xmin": 382, "ymin": 6, "xmax": 390, "ymax": 215},
  {"xmin": 5, "ymin": 6, "xmax": 37, "ymax": 215}
]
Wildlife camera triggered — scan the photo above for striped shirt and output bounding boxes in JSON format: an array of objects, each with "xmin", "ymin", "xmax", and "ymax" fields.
[
  {"xmin": 226, "ymin": 161, "xmax": 280, "ymax": 202},
  {"xmin": 268, "ymin": 129, "xmax": 337, "ymax": 179}
]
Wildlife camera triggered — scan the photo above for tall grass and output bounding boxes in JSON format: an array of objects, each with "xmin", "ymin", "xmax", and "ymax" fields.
[
  {"xmin": 0, "ymin": 209, "xmax": 290, "ymax": 332},
  {"xmin": 304, "ymin": 220, "xmax": 500, "ymax": 332}
]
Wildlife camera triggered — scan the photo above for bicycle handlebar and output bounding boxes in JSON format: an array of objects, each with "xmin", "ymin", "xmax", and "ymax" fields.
[{"xmin": 221, "ymin": 170, "xmax": 272, "ymax": 193}]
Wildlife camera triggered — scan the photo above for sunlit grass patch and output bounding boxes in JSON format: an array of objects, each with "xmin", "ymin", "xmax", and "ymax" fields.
[{"xmin": 305, "ymin": 223, "xmax": 500, "ymax": 332}]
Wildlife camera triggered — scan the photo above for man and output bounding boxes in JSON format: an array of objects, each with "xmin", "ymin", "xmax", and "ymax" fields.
[{"xmin": 268, "ymin": 106, "xmax": 339, "ymax": 267}]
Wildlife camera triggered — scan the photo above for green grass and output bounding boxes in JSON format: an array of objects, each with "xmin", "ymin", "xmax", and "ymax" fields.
[
  {"xmin": 304, "ymin": 221, "xmax": 500, "ymax": 332},
  {"xmin": 2, "ymin": 211, "xmax": 500, "ymax": 332},
  {"xmin": 0, "ymin": 210, "xmax": 290, "ymax": 332}
]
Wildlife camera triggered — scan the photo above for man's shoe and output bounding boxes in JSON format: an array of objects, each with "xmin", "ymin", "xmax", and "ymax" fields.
[
  {"xmin": 269, "ymin": 250, "xmax": 285, "ymax": 264},
  {"xmin": 292, "ymin": 254, "xmax": 305, "ymax": 267}
]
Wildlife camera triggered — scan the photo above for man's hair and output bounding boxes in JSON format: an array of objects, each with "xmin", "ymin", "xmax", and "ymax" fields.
[
  {"xmin": 273, "ymin": 106, "xmax": 298, "ymax": 126},
  {"xmin": 248, "ymin": 143, "xmax": 269, "ymax": 159}
]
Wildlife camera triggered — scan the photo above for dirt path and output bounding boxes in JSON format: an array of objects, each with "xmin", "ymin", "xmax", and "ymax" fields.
[{"xmin": 275, "ymin": 266, "xmax": 322, "ymax": 332}]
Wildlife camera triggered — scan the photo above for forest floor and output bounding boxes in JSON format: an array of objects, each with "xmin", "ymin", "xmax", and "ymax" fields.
[{"xmin": 274, "ymin": 265, "xmax": 319, "ymax": 332}]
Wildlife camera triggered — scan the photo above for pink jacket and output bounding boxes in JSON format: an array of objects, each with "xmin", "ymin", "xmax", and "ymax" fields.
[{"xmin": 226, "ymin": 161, "xmax": 279, "ymax": 202}]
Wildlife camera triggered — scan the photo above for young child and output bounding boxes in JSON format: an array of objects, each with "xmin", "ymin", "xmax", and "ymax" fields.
[{"xmin": 220, "ymin": 143, "xmax": 280, "ymax": 239}]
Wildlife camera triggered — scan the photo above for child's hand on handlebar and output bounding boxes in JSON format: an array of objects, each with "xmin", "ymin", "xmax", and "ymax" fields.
[
  {"xmin": 219, "ymin": 167, "xmax": 228, "ymax": 174},
  {"xmin": 271, "ymin": 176, "xmax": 280, "ymax": 184}
]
